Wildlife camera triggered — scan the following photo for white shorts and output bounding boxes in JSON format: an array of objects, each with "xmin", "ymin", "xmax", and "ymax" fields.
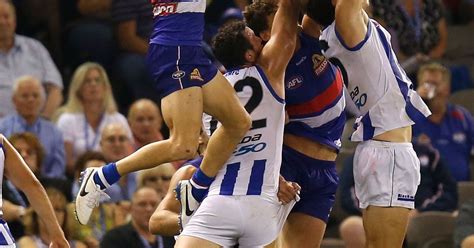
[
  {"xmin": 180, "ymin": 195, "xmax": 295, "ymax": 248},
  {"xmin": 353, "ymin": 140, "xmax": 420, "ymax": 209}
]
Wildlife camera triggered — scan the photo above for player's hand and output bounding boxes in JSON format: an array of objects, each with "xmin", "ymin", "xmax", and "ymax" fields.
[
  {"xmin": 49, "ymin": 237, "xmax": 70, "ymax": 248},
  {"xmin": 277, "ymin": 175, "xmax": 301, "ymax": 205}
]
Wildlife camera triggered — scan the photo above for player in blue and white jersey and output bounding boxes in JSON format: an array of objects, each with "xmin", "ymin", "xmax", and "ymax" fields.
[
  {"xmin": 0, "ymin": 134, "xmax": 69, "ymax": 248},
  {"xmin": 309, "ymin": 0, "xmax": 432, "ymax": 247},
  {"xmin": 244, "ymin": 1, "xmax": 344, "ymax": 246},
  {"xmin": 174, "ymin": 0, "xmax": 306, "ymax": 246},
  {"xmin": 147, "ymin": 131, "xmax": 300, "ymax": 238},
  {"xmin": 75, "ymin": 0, "xmax": 253, "ymax": 225}
]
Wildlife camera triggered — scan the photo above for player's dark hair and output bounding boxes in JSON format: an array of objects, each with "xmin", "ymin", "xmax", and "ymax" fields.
[
  {"xmin": 306, "ymin": 0, "xmax": 335, "ymax": 27},
  {"xmin": 212, "ymin": 21, "xmax": 253, "ymax": 69},
  {"xmin": 244, "ymin": 0, "xmax": 278, "ymax": 37}
]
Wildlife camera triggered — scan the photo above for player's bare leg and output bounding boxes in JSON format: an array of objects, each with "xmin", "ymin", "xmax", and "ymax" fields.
[
  {"xmin": 175, "ymin": 71, "xmax": 251, "ymax": 228},
  {"xmin": 280, "ymin": 213, "xmax": 326, "ymax": 247},
  {"xmin": 116, "ymin": 86, "xmax": 204, "ymax": 175},
  {"xmin": 200, "ymin": 72, "xmax": 252, "ymax": 178},
  {"xmin": 363, "ymin": 206, "xmax": 410, "ymax": 248}
]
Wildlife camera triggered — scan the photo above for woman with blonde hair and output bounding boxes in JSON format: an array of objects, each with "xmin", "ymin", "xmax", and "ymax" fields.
[{"xmin": 56, "ymin": 62, "xmax": 131, "ymax": 177}]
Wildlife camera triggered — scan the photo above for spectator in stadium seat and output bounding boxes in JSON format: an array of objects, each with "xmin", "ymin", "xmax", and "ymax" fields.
[
  {"xmin": 56, "ymin": 62, "xmax": 131, "ymax": 177},
  {"xmin": 371, "ymin": 0, "xmax": 448, "ymax": 76},
  {"xmin": 137, "ymin": 163, "xmax": 176, "ymax": 195},
  {"xmin": 18, "ymin": 184, "xmax": 86, "ymax": 248},
  {"xmin": 0, "ymin": 0, "xmax": 63, "ymax": 119},
  {"xmin": 413, "ymin": 62, "xmax": 474, "ymax": 182},
  {"xmin": 127, "ymin": 99, "xmax": 164, "ymax": 150},
  {"xmin": 0, "ymin": 76, "xmax": 65, "ymax": 178},
  {"xmin": 110, "ymin": 0, "xmax": 156, "ymax": 105},
  {"xmin": 100, "ymin": 187, "xmax": 175, "ymax": 248},
  {"xmin": 99, "ymin": 123, "xmax": 136, "ymax": 202}
]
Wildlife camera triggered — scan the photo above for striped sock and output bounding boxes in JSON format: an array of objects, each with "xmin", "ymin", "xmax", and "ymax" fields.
[
  {"xmin": 93, "ymin": 163, "xmax": 120, "ymax": 190},
  {"xmin": 190, "ymin": 168, "xmax": 214, "ymax": 202}
]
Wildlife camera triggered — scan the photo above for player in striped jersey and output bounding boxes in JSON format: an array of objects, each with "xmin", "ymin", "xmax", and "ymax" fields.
[
  {"xmin": 244, "ymin": 1, "xmax": 344, "ymax": 246},
  {"xmin": 0, "ymin": 134, "xmax": 68, "ymax": 248},
  {"xmin": 75, "ymin": 0, "xmax": 252, "ymax": 225},
  {"xmin": 310, "ymin": 0, "xmax": 431, "ymax": 246},
  {"xmin": 174, "ymin": 0, "xmax": 306, "ymax": 246},
  {"xmin": 147, "ymin": 131, "xmax": 299, "ymax": 238}
]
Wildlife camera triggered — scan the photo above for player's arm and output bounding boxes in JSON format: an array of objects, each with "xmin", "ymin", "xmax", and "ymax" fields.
[
  {"xmin": 2, "ymin": 135, "xmax": 69, "ymax": 248},
  {"xmin": 149, "ymin": 165, "xmax": 197, "ymax": 236},
  {"xmin": 301, "ymin": 14, "xmax": 321, "ymax": 39},
  {"xmin": 334, "ymin": 0, "xmax": 369, "ymax": 48},
  {"xmin": 258, "ymin": 0, "xmax": 305, "ymax": 96}
]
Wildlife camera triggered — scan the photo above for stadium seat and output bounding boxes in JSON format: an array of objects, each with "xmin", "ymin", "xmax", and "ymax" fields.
[
  {"xmin": 406, "ymin": 211, "xmax": 456, "ymax": 248},
  {"xmin": 458, "ymin": 181, "xmax": 474, "ymax": 207}
]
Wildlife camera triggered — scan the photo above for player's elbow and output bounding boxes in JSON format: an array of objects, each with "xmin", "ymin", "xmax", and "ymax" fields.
[
  {"xmin": 148, "ymin": 212, "xmax": 170, "ymax": 236},
  {"xmin": 148, "ymin": 213, "xmax": 162, "ymax": 234}
]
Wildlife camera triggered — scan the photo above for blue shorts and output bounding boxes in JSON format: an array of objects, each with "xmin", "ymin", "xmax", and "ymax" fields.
[
  {"xmin": 146, "ymin": 44, "xmax": 218, "ymax": 99},
  {"xmin": 280, "ymin": 145, "xmax": 339, "ymax": 223}
]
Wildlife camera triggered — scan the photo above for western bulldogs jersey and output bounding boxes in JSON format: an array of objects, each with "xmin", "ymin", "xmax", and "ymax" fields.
[
  {"xmin": 208, "ymin": 66, "xmax": 285, "ymax": 201},
  {"xmin": 149, "ymin": 0, "xmax": 206, "ymax": 46},
  {"xmin": 285, "ymin": 32, "xmax": 346, "ymax": 151},
  {"xmin": 320, "ymin": 19, "xmax": 431, "ymax": 141}
]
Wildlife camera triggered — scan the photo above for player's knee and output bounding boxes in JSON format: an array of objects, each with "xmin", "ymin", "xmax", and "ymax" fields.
[
  {"xmin": 461, "ymin": 235, "xmax": 474, "ymax": 248},
  {"xmin": 170, "ymin": 141, "xmax": 199, "ymax": 160},
  {"xmin": 233, "ymin": 112, "xmax": 252, "ymax": 134}
]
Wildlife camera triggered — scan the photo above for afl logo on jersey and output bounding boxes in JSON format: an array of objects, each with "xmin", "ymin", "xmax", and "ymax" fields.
[
  {"xmin": 172, "ymin": 70, "xmax": 185, "ymax": 79},
  {"xmin": 153, "ymin": 3, "xmax": 177, "ymax": 17},
  {"xmin": 287, "ymin": 76, "xmax": 303, "ymax": 90},
  {"xmin": 312, "ymin": 54, "xmax": 328, "ymax": 76}
]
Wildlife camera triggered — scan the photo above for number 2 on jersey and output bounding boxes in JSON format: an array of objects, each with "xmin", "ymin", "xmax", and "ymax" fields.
[
  {"xmin": 210, "ymin": 76, "xmax": 267, "ymax": 133},
  {"xmin": 234, "ymin": 77, "xmax": 267, "ymax": 130}
]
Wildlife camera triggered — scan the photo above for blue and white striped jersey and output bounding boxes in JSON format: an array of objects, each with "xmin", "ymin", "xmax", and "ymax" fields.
[
  {"xmin": 320, "ymin": 19, "xmax": 431, "ymax": 141},
  {"xmin": 207, "ymin": 66, "xmax": 285, "ymax": 202}
]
